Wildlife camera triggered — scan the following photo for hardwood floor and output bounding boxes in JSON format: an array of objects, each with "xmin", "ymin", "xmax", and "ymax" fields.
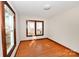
[{"xmin": 15, "ymin": 38, "xmax": 79, "ymax": 57}]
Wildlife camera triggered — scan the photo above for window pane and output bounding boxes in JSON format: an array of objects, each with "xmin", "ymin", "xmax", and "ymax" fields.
[
  {"xmin": 4, "ymin": 4, "xmax": 14, "ymax": 54},
  {"xmin": 28, "ymin": 21, "xmax": 35, "ymax": 36},
  {"xmin": 36, "ymin": 22, "xmax": 43, "ymax": 35}
]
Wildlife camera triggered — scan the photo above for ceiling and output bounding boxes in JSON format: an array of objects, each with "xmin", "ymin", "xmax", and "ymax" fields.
[{"xmin": 9, "ymin": 1, "xmax": 79, "ymax": 19}]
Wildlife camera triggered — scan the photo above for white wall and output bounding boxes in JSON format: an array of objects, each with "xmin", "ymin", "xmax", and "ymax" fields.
[
  {"xmin": 19, "ymin": 15, "xmax": 48, "ymax": 41},
  {"xmin": 47, "ymin": 6, "xmax": 79, "ymax": 52}
]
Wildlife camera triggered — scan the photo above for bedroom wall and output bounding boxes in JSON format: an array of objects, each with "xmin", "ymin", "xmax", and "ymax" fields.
[
  {"xmin": 47, "ymin": 6, "xmax": 79, "ymax": 52},
  {"xmin": 18, "ymin": 15, "xmax": 48, "ymax": 41}
]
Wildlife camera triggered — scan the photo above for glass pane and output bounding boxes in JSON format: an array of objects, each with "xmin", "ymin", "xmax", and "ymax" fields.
[
  {"xmin": 4, "ymin": 4, "xmax": 14, "ymax": 54},
  {"xmin": 28, "ymin": 21, "xmax": 35, "ymax": 36},
  {"xmin": 36, "ymin": 22, "xmax": 43, "ymax": 35}
]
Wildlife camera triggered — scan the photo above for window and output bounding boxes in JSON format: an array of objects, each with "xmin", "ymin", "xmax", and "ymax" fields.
[
  {"xmin": 1, "ymin": 1, "xmax": 16, "ymax": 57},
  {"xmin": 26, "ymin": 20, "xmax": 44, "ymax": 37},
  {"xmin": 5, "ymin": 3, "xmax": 15, "ymax": 54}
]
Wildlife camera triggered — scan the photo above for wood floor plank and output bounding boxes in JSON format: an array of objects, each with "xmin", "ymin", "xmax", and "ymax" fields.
[{"xmin": 15, "ymin": 38, "xmax": 79, "ymax": 57}]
